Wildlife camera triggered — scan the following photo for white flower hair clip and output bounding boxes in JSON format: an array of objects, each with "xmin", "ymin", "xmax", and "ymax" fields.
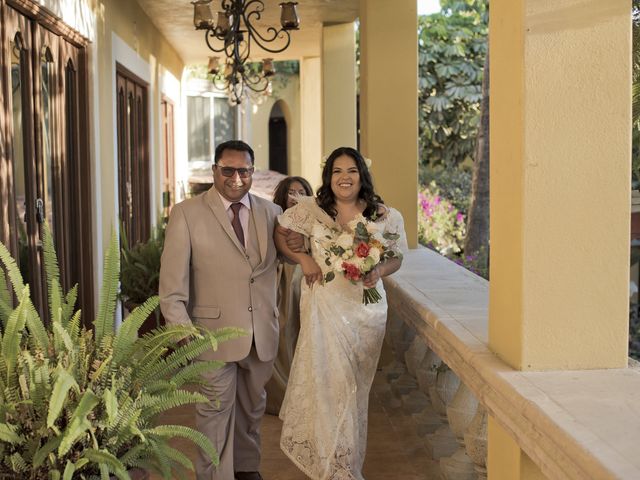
[{"xmin": 320, "ymin": 155, "xmax": 372, "ymax": 170}]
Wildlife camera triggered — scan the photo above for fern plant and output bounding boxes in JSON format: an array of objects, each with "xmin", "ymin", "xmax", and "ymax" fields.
[
  {"xmin": 120, "ymin": 223, "xmax": 164, "ymax": 308},
  {"xmin": 0, "ymin": 226, "xmax": 244, "ymax": 479}
]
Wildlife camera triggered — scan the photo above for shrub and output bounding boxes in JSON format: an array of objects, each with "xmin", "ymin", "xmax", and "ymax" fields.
[
  {"xmin": 418, "ymin": 182, "xmax": 466, "ymax": 256},
  {"xmin": 0, "ymin": 226, "xmax": 243, "ymax": 479}
]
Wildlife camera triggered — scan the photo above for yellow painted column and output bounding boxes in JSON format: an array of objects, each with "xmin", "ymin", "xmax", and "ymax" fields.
[
  {"xmin": 489, "ymin": 0, "xmax": 631, "ymax": 477},
  {"xmin": 359, "ymin": 0, "xmax": 418, "ymax": 248},
  {"xmin": 300, "ymin": 57, "xmax": 323, "ymax": 191},
  {"xmin": 322, "ymin": 23, "xmax": 357, "ymax": 154}
]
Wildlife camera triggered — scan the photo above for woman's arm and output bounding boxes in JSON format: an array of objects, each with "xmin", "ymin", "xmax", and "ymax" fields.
[
  {"xmin": 274, "ymin": 221, "xmax": 323, "ymax": 286},
  {"xmin": 362, "ymin": 257, "xmax": 402, "ymax": 288}
]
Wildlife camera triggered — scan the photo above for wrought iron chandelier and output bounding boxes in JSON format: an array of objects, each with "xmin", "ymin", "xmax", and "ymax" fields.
[{"xmin": 192, "ymin": 0, "xmax": 300, "ymax": 105}]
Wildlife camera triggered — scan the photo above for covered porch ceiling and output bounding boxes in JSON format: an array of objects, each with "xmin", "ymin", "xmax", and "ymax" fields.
[{"xmin": 136, "ymin": 0, "xmax": 360, "ymax": 65}]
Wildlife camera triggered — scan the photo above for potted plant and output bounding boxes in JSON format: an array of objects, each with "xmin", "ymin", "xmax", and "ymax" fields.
[
  {"xmin": 120, "ymin": 223, "xmax": 165, "ymax": 335},
  {"xmin": 0, "ymin": 226, "xmax": 243, "ymax": 479}
]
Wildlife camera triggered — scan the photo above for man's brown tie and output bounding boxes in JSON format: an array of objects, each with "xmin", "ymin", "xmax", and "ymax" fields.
[{"xmin": 230, "ymin": 202, "xmax": 245, "ymax": 247}]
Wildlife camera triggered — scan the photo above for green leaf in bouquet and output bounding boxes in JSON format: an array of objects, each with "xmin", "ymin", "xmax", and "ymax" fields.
[
  {"xmin": 354, "ymin": 222, "xmax": 369, "ymax": 241},
  {"xmin": 383, "ymin": 231, "xmax": 401, "ymax": 241}
]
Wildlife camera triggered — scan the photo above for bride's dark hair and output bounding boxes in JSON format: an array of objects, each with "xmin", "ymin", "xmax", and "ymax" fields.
[{"xmin": 316, "ymin": 147, "xmax": 383, "ymax": 220}]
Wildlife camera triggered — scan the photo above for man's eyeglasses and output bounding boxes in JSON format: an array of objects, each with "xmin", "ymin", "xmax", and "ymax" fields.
[{"xmin": 215, "ymin": 165, "xmax": 255, "ymax": 178}]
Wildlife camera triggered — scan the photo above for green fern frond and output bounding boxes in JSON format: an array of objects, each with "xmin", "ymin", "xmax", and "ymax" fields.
[
  {"xmin": 82, "ymin": 449, "xmax": 130, "ymax": 480},
  {"xmin": 58, "ymin": 389, "xmax": 100, "ymax": 456},
  {"xmin": 62, "ymin": 284, "xmax": 78, "ymax": 326},
  {"xmin": 131, "ymin": 333, "xmax": 218, "ymax": 385},
  {"xmin": 53, "ymin": 322, "xmax": 74, "ymax": 355},
  {"xmin": 117, "ymin": 443, "xmax": 146, "ymax": 467},
  {"xmin": 48, "ymin": 369, "xmax": 79, "ymax": 428},
  {"xmin": 95, "ymin": 231, "xmax": 120, "ymax": 344},
  {"xmin": 0, "ymin": 236, "xmax": 26, "ymax": 296},
  {"xmin": 145, "ymin": 437, "xmax": 172, "ymax": 478},
  {"xmin": 67, "ymin": 310, "xmax": 82, "ymax": 343},
  {"xmin": 0, "ymin": 242, "xmax": 49, "ymax": 359},
  {"xmin": 172, "ymin": 360, "xmax": 225, "ymax": 388},
  {"xmin": 62, "ymin": 460, "xmax": 76, "ymax": 480},
  {"xmin": 0, "ymin": 269, "xmax": 11, "ymax": 327},
  {"xmin": 138, "ymin": 390, "xmax": 208, "ymax": 419},
  {"xmin": 208, "ymin": 326, "xmax": 247, "ymax": 346},
  {"xmin": 0, "ymin": 422, "xmax": 24, "ymax": 444},
  {"xmin": 30, "ymin": 362, "xmax": 51, "ymax": 416},
  {"xmin": 23, "ymin": 297, "xmax": 50, "ymax": 352},
  {"xmin": 42, "ymin": 223, "xmax": 62, "ymax": 301},
  {"xmin": 102, "ymin": 388, "xmax": 118, "ymax": 428},
  {"xmin": 155, "ymin": 442, "xmax": 193, "ymax": 474},
  {"xmin": 111, "ymin": 296, "xmax": 159, "ymax": 367},
  {"xmin": 8, "ymin": 452, "xmax": 28, "ymax": 472},
  {"xmin": 32, "ymin": 435, "xmax": 62, "ymax": 468},
  {"xmin": 50, "ymin": 278, "xmax": 63, "ymax": 327},
  {"xmin": 146, "ymin": 425, "xmax": 218, "ymax": 466},
  {"xmin": 2, "ymin": 287, "xmax": 30, "ymax": 374}
]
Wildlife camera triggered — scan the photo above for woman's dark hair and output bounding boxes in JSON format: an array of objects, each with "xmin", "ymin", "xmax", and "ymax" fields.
[
  {"xmin": 272, "ymin": 176, "xmax": 314, "ymax": 211},
  {"xmin": 316, "ymin": 147, "xmax": 383, "ymax": 220}
]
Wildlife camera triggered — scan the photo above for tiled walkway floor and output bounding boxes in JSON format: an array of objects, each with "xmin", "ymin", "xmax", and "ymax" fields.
[{"xmin": 152, "ymin": 346, "xmax": 438, "ymax": 480}]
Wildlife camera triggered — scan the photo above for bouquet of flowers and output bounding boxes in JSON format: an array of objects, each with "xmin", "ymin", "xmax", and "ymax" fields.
[{"xmin": 315, "ymin": 214, "xmax": 403, "ymax": 305}]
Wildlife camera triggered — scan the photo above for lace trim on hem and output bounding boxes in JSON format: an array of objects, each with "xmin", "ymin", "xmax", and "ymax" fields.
[{"xmin": 279, "ymin": 438, "xmax": 360, "ymax": 480}]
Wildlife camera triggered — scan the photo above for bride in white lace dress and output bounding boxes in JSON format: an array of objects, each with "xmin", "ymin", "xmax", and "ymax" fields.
[{"xmin": 274, "ymin": 147, "xmax": 408, "ymax": 480}]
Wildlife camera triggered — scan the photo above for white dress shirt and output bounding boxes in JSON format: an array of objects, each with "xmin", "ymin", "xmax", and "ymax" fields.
[{"xmin": 217, "ymin": 191, "xmax": 251, "ymax": 248}]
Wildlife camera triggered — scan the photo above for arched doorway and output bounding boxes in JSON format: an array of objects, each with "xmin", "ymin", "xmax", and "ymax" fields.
[{"xmin": 269, "ymin": 101, "xmax": 288, "ymax": 174}]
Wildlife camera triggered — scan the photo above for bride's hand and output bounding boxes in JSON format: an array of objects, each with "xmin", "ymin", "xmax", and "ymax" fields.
[
  {"xmin": 301, "ymin": 257, "xmax": 323, "ymax": 287},
  {"xmin": 363, "ymin": 265, "xmax": 381, "ymax": 288}
]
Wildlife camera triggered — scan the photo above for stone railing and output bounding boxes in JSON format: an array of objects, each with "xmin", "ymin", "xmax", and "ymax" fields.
[{"xmin": 381, "ymin": 248, "xmax": 640, "ymax": 480}]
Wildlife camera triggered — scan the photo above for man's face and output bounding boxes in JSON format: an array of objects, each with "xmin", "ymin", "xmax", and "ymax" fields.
[{"xmin": 213, "ymin": 149, "xmax": 253, "ymax": 202}]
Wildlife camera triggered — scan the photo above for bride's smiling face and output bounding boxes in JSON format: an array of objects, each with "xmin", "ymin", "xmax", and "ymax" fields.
[{"xmin": 330, "ymin": 155, "xmax": 361, "ymax": 202}]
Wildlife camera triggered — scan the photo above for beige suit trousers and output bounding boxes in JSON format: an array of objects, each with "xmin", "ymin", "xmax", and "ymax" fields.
[{"xmin": 196, "ymin": 343, "xmax": 275, "ymax": 480}]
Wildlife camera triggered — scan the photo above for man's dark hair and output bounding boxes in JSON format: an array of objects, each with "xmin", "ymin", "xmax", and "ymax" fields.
[{"xmin": 214, "ymin": 140, "xmax": 255, "ymax": 164}]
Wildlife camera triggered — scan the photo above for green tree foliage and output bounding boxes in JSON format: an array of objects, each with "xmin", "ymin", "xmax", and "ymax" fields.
[{"xmin": 418, "ymin": 0, "xmax": 488, "ymax": 170}]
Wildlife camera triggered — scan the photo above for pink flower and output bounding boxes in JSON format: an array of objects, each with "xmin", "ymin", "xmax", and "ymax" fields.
[
  {"xmin": 355, "ymin": 242, "xmax": 370, "ymax": 258},
  {"xmin": 456, "ymin": 212, "xmax": 464, "ymax": 223},
  {"xmin": 342, "ymin": 262, "xmax": 362, "ymax": 281}
]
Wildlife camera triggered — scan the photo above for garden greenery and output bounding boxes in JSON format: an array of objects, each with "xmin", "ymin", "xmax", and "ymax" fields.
[{"xmin": 0, "ymin": 226, "xmax": 243, "ymax": 479}]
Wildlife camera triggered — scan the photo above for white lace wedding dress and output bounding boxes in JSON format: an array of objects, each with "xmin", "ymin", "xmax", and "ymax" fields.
[{"xmin": 278, "ymin": 197, "xmax": 408, "ymax": 480}]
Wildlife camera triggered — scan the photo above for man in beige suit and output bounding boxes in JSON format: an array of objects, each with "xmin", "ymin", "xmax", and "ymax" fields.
[{"xmin": 159, "ymin": 140, "xmax": 281, "ymax": 480}]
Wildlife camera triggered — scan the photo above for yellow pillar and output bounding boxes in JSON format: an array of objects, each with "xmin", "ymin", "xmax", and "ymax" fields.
[
  {"xmin": 300, "ymin": 57, "xmax": 323, "ymax": 191},
  {"xmin": 359, "ymin": 0, "xmax": 418, "ymax": 248},
  {"xmin": 322, "ymin": 23, "xmax": 357, "ymax": 154},
  {"xmin": 489, "ymin": 0, "xmax": 631, "ymax": 477}
]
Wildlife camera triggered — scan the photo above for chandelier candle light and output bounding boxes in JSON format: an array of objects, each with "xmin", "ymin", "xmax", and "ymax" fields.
[{"xmin": 192, "ymin": 0, "xmax": 300, "ymax": 105}]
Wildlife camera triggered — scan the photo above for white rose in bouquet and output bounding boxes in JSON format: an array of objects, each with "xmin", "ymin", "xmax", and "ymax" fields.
[
  {"xmin": 369, "ymin": 246, "xmax": 381, "ymax": 264},
  {"xmin": 336, "ymin": 232, "xmax": 353, "ymax": 250},
  {"xmin": 366, "ymin": 221, "xmax": 379, "ymax": 235}
]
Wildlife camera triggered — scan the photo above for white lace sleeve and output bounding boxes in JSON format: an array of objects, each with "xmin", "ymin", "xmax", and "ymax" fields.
[
  {"xmin": 277, "ymin": 203, "xmax": 314, "ymax": 236},
  {"xmin": 385, "ymin": 207, "xmax": 409, "ymax": 254}
]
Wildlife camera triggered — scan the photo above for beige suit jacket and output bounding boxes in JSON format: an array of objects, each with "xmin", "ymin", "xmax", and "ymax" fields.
[{"xmin": 159, "ymin": 187, "xmax": 282, "ymax": 362}]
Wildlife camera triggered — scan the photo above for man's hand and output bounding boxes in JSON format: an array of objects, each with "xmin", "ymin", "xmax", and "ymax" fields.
[{"xmin": 275, "ymin": 225, "xmax": 306, "ymax": 253}]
